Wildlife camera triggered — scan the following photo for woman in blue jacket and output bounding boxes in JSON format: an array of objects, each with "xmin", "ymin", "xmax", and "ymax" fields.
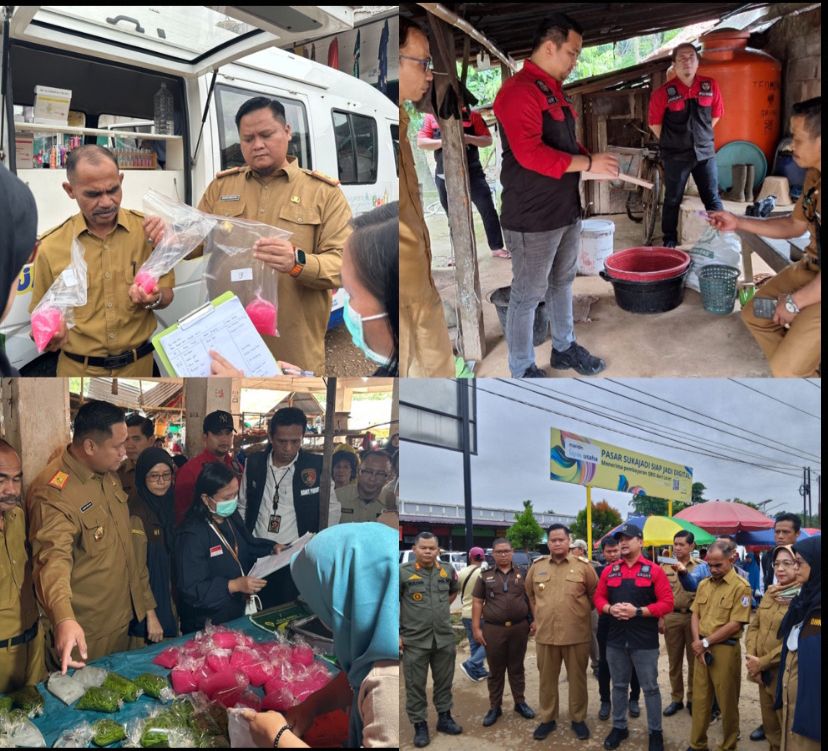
[
  {"xmin": 176, "ymin": 462, "xmax": 277, "ymax": 633},
  {"xmin": 774, "ymin": 535, "xmax": 820, "ymax": 750}
]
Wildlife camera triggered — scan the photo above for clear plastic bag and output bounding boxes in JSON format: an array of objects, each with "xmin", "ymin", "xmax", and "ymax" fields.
[
  {"xmin": 0, "ymin": 709, "xmax": 46, "ymax": 747},
  {"xmin": 73, "ymin": 666, "xmax": 109, "ymax": 689},
  {"xmin": 53, "ymin": 721, "xmax": 94, "ymax": 747},
  {"xmin": 8, "ymin": 685, "xmax": 44, "ymax": 717},
  {"xmin": 75, "ymin": 686, "xmax": 123, "ymax": 713},
  {"xmin": 91, "ymin": 718, "xmax": 127, "ymax": 747},
  {"xmin": 30, "ymin": 238, "xmax": 88, "ymax": 352},
  {"xmin": 47, "ymin": 671, "xmax": 86, "ymax": 705},
  {"xmin": 203, "ymin": 218, "xmax": 292, "ymax": 337},
  {"xmin": 101, "ymin": 672, "xmax": 143, "ymax": 702},
  {"xmin": 133, "ymin": 673, "xmax": 174, "ymax": 702},
  {"xmin": 137, "ymin": 189, "xmax": 218, "ymax": 294}
]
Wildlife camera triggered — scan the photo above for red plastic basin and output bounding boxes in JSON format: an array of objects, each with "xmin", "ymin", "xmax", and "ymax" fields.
[{"xmin": 603, "ymin": 247, "xmax": 691, "ymax": 282}]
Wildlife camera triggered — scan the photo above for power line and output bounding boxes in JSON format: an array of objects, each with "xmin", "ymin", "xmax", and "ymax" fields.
[{"xmin": 726, "ymin": 379, "xmax": 821, "ymax": 420}]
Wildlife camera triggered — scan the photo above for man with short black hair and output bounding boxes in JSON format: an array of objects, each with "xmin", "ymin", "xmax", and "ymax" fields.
[
  {"xmin": 118, "ymin": 413, "xmax": 155, "ymax": 497},
  {"xmin": 457, "ymin": 547, "xmax": 489, "ymax": 683},
  {"xmin": 334, "ymin": 449, "xmax": 394, "ymax": 522},
  {"xmin": 762, "ymin": 513, "xmax": 801, "ymax": 589},
  {"xmin": 27, "ymin": 400, "xmax": 157, "ymax": 672}
]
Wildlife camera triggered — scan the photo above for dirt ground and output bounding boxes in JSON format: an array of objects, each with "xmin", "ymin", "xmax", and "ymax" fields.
[
  {"xmin": 399, "ymin": 630, "xmax": 765, "ymax": 751},
  {"xmin": 325, "ymin": 323, "xmax": 375, "ymax": 376}
]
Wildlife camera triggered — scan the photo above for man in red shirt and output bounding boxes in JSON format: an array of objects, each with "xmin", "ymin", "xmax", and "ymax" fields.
[
  {"xmin": 648, "ymin": 43, "xmax": 724, "ymax": 247},
  {"xmin": 173, "ymin": 410, "xmax": 241, "ymax": 526},
  {"xmin": 594, "ymin": 523, "xmax": 674, "ymax": 751},
  {"xmin": 417, "ymin": 107, "xmax": 510, "ymax": 259}
]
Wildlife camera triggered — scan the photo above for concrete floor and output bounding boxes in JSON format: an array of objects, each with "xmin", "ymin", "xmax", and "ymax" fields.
[{"xmin": 426, "ymin": 206, "xmax": 775, "ymax": 377}]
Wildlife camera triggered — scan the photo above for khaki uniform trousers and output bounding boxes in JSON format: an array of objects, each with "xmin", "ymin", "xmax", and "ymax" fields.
[
  {"xmin": 780, "ymin": 650, "xmax": 819, "ymax": 751},
  {"xmin": 740, "ymin": 260, "xmax": 820, "ymax": 377},
  {"xmin": 57, "ymin": 351, "xmax": 154, "ymax": 377},
  {"xmin": 402, "ymin": 640, "xmax": 456, "ymax": 724},
  {"xmin": 755, "ymin": 667, "xmax": 783, "ymax": 751},
  {"xmin": 0, "ymin": 623, "xmax": 46, "ymax": 693},
  {"xmin": 45, "ymin": 623, "xmax": 130, "ymax": 673},
  {"xmin": 664, "ymin": 611, "xmax": 695, "ymax": 703},
  {"xmin": 689, "ymin": 642, "xmax": 741, "ymax": 751},
  {"xmin": 536, "ymin": 640, "xmax": 590, "ymax": 724},
  {"xmin": 482, "ymin": 620, "xmax": 529, "ymax": 709},
  {"xmin": 399, "ymin": 294, "xmax": 454, "ymax": 377}
]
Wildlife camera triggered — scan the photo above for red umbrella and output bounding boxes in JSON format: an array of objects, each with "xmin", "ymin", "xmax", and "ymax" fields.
[
  {"xmin": 675, "ymin": 501, "xmax": 774, "ymax": 534},
  {"xmin": 327, "ymin": 38, "xmax": 340, "ymax": 70}
]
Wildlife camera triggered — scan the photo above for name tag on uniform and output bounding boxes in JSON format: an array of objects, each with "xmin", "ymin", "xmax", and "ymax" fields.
[
  {"xmin": 341, "ymin": 508, "xmax": 354, "ymax": 514},
  {"xmin": 210, "ymin": 545, "xmax": 223, "ymax": 557},
  {"xmin": 300, "ymin": 487, "xmax": 320, "ymax": 496},
  {"xmin": 220, "ymin": 195, "xmax": 240, "ymax": 201}
]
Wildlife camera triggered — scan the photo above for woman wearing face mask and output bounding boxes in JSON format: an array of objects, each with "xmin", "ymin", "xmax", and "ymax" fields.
[
  {"xmin": 127, "ymin": 448, "xmax": 180, "ymax": 647},
  {"xmin": 209, "ymin": 202, "xmax": 399, "ymax": 378},
  {"xmin": 774, "ymin": 536, "xmax": 820, "ymax": 751},
  {"xmin": 175, "ymin": 462, "xmax": 278, "ymax": 633},
  {"xmin": 241, "ymin": 522, "xmax": 398, "ymax": 748},
  {"xmin": 0, "ymin": 165, "xmax": 38, "ymax": 376},
  {"xmin": 744, "ymin": 545, "xmax": 799, "ymax": 751}
]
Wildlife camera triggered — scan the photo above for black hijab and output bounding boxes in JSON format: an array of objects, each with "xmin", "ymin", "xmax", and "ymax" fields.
[
  {"xmin": 777, "ymin": 535, "xmax": 821, "ymax": 640},
  {"xmin": 135, "ymin": 448, "xmax": 176, "ymax": 552}
]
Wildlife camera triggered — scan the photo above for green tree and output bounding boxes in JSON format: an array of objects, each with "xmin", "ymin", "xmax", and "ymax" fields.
[
  {"xmin": 691, "ymin": 482, "xmax": 707, "ymax": 504},
  {"xmin": 571, "ymin": 500, "xmax": 623, "ymax": 543},
  {"xmin": 506, "ymin": 500, "xmax": 544, "ymax": 552},
  {"xmin": 629, "ymin": 493, "xmax": 691, "ymax": 517}
]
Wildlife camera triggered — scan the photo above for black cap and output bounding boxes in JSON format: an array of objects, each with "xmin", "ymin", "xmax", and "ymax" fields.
[
  {"xmin": 613, "ymin": 522, "xmax": 643, "ymax": 540},
  {"xmin": 203, "ymin": 410, "xmax": 235, "ymax": 434}
]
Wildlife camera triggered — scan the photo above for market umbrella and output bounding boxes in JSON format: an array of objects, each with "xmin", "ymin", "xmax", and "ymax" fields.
[
  {"xmin": 735, "ymin": 527, "xmax": 821, "ymax": 547},
  {"xmin": 675, "ymin": 501, "xmax": 775, "ymax": 534},
  {"xmin": 595, "ymin": 515, "xmax": 716, "ymax": 549}
]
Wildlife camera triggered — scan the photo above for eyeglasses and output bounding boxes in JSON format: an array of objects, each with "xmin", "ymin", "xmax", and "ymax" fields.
[
  {"xmin": 359, "ymin": 469, "xmax": 389, "ymax": 479},
  {"xmin": 772, "ymin": 560, "xmax": 796, "ymax": 569},
  {"xmin": 493, "ymin": 550, "xmax": 511, "ymax": 555},
  {"xmin": 147, "ymin": 472, "xmax": 172, "ymax": 483},
  {"xmin": 400, "ymin": 54, "xmax": 433, "ymax": 72}
]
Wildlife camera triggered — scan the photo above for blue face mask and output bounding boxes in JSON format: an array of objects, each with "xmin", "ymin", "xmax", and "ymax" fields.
[
  {"xmin": 211, "ymin": 496, "xmax": 238, "ymax": 517},
  {"xmin": 343, "ymin": 294, "xmax": 390, "ymax": 366}
]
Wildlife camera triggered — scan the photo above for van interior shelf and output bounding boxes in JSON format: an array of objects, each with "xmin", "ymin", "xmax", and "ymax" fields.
[{"xmin": 13, "ymin": 122, "xmax": 182, "ymax": 140}]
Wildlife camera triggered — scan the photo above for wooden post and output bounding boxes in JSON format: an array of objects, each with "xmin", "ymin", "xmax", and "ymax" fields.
[
  {"xmin": 319, "ymin": 378, "xmax": 337, "ymax": 530},
  {"xmin": 1, "ymin": 378, "xmax": 70, "ymax": 491},
  {"xmin": 427, "ymin": 14, "xmax": 486, "ymax": 363}
]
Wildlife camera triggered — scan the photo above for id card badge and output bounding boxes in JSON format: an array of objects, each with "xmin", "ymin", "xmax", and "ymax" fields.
[{"xmin": 268, "ymin": 514, "xmax": 282, "ymax": 533}]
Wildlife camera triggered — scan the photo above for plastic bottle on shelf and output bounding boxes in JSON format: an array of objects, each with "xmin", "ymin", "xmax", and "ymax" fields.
[{"xmin": 153, "ymin": 83, "xmax": 174, "ymax": 135}]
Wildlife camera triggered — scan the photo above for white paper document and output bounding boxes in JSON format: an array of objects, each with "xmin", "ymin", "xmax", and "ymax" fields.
[
  {"xmin": 248, "ymin": 532, "xmax": 315, "ymax": 578},
  {"xmin": 157, "ymin": 294, "xmax": 280, "ymax": 377}
]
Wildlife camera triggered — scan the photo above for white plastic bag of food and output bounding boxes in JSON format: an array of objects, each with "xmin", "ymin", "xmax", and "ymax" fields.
[{"xmin": 685, "ymin": 226, "xmax": 743, "ymax": 292}]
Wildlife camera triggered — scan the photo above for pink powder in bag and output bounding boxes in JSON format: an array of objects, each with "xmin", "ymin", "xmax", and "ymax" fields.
[
  {"xmin": 214, "ymin": 686, "xmax": 245, "ymax": 708},
  {"xmin": 290, "ymin": 645, "xmax": 314, "ymax": 668},
  {"xmin": 134, "ymin": 270, "xmax": 159, "ymax": 295},
  {"xmin": 262, "ymin": 688, "xmax": 295, "ymax": 712},
  {"xmin": 229, "ymin": 649, "xmax": 255, "ymax": 670},
  {"xmin": 152, "ymin": 647, "xmax": 181, "ymax": 669},
  {"xmin": 206, "ymin": 652, "xmax": 232, "ymax": 673},
  {"xmin": 198, "ymin": 670, "xmax": 247, "ymax": 699},
  {"xmin": 31, "ymin": 306, "xmax": 65, "ymax": 352},
  {"xmin": 243, "ymin": 661, "xmax": 272, "ymax": 687},
  {"xmin": 210, "ymin": 631, "xmax": 238, "ymax": 650},
  {"xmin": 264, "ymin": 675, "xmax": 289, "ymax": 696},
  {"xmin": 170, "ymin": 668, "xmax": 199, "ymax": 694},
  {"xmin": 245, "ymin": 296, "xmax": 278, "ymax": 336}
]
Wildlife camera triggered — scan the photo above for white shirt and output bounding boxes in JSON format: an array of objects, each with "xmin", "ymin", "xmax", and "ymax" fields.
[{"xmin": 239, "ymin": 450, "xmax": 339, "ymax": 545}]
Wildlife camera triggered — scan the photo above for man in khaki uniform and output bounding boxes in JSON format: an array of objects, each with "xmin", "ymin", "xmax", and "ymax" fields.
[
  {"xmin": 709, "ymin": 97, "xmax": 820, "ymax": 377},
  {"xmin": 0, "ymin": 440, "xmax": 45, "ymax": 693},
  {"xmin": 334, "ymin": 450, "xmax": 393, "ymax": 523},
  {"xmin": 689, "ymin": 540, "xmax": 752, "ymax": 751},
  {"xmin": 187, "ymin": 97, "xmax": 350, "ymax": 376},
  {"xmin": 399, "ymin": 18, "xmax": 455, "ymax": 377},
  {"xmin": 117, "ymin": 413, "xmax": 155, "ymax": 499},
  {"xmin": 661, "ymin": 530, "xmax": 698, "ymax": 716},
  {"xmin": 525, "ymin": 523, "xmax": 598, "ymax": 741},
  {"xmin": 27, "ymin": 400, "xmax": 160, "ymax": 673},
  {"xmin": 29, "ymin": 145, "xmax": 174, "ymax": 376}
]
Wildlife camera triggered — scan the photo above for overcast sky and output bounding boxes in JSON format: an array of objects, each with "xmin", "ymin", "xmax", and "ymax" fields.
[{"xmin": 400, "ymin": 379, "xmax": 821, "ymax": 521}]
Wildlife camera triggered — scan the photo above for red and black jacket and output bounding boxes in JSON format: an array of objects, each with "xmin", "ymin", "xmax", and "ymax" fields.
[{"xmin": 418, "ymin": 109, "xmax": 489, "ymax": 176}]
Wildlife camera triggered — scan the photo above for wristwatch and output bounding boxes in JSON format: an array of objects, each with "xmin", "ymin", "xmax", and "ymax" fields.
[
  {"xmin": 289, "ymin": 247, "xmax": 306, "ymax": 278},
  {"xmin": 635, "ymin": 607, "xmax": 643, "ymax": 618},
  {"xmin": 784, "ymin": 294, "xmax": 800, "ymax": 314},
  {"xmin": 701, "ymin": 637, "xmax": 710, "ymax": 649},
  {"xmin": 144, "ymin": 291, "xmax": 163, "ymax": 310}
]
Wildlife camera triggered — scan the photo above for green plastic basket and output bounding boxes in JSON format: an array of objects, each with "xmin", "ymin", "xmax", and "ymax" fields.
[{"xmin": 699, "ymin": 264, "xmax": 740, "ymax": 314}]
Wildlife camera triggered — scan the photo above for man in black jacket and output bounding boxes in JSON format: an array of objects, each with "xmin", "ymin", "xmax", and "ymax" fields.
[{"xmin": 238, "ymin": 407, "xmax": 330, "ymax": 607}]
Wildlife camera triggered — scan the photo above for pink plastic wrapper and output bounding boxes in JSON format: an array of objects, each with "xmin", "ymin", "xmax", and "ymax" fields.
[
  {"xmin": 198, "ymin": 669, "xmax": 248, "ymax": 701},
  {"xmin": 134, "ymin": 269, "xmax": 159, "ymax": 295},
  {"xmin": 214, "ymin": 686, "xmax": 245, "ymax": 709},
  {"xmin": 207, "ymin": 627, "xmax": 239, "ymax": 650},
  {"xmin": 205, "ymin": 649, "xmax": 232, "ymax": 674},
  {"xmin": 262, "ymin": 687, "xmax": 295, "ymax": 712},
  {"xmin": 152, "ymin": 647, "xmax": 181, "ymax": 669},
  {"xmin": 230, "ymin": 648, "xmax": 272, "ymax": 687},
  {"xmin": 170, "ymin": 667, "xmax": 199, "ymax": 694},
  {"xmin": 290, "ymin": 645, "xmax": 315, "ymax": 669},
  {"xmin": 245, "ymin": 296, "xmax": 278, "ymax": 337},
  {"xmin": 264, "ymin": 674, "xmax": 289, "ymax": 697},
  {"xmin": 31, "ymin": 306, "xmax": 65, "ymax": 352}
]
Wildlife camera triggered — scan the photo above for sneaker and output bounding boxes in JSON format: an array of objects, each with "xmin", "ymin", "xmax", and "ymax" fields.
[
  {"xmin": 551, "ymin": 342, "xmax": 606, "ymax": 375},
  {"xmin": 603, "ymin": 727, "xmax": 629, "ymax": 749},
  {"xmin": 459, "ymin": 662, "xmax": 477, "ymax": 683},
  {"xmin": 521, "ymin": 364, "xmax": 547, "ymax": 378},
  {"xmin": 476, "ymin": 670, "xmax": 490, "ymax": 682}
]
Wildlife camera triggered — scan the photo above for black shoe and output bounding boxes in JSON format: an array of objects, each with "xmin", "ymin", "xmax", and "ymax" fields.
[
  {"xmin": 482, "ymin": 707, "xmax": 502, "ymax": 727},
  {"xmin": 599, "ymin": 701, "xmax": 611, "ymax": 721},
  {"xmin": 750, "ymin": 725, "xmax": 765, "ymax": 741},
  {"xmin": 533, "ymin": 720, "xmax": 556, "ymax": 740},
  {"xmin": 572, "ymin": 721, "xmax": 590, "ymax": 740},
  {"xmin": 604, "ymin": 727, "xmax": 629, "ymax": 749},
  {"xmin": 686, "ymin": 701, "xmax": 692, "ymax": 715},
  {"xmin": 436, "ymin": 711, "xmax": 462, "ymax": 735},
  {"xmin": 663, "ymin": 701, "xmax": 684, "ymax": 716},
  {"xmin": 521, "ymin": 364, "xmax": 547, "ymax": 378},
  {"xmin": 628, "ymin": 699, "xmax": 640, "ymax": 718},
  {"xmin": 649, "ymin": 731, "xmax": 664, "ymax": 751},
  {"xmin": 664, "ymin": 240, "xmax": 677, "ymax": 248},
  {"xmin": 551, "ymin": 342, "xmax": 606, "ymax": 375},
  {"xmin": 413, "ymin": 721, "xmax": 430, "ymax": 748},
  {"xmin": 515, "ymin": 702, "xmax": 536, "ymax": 719}
]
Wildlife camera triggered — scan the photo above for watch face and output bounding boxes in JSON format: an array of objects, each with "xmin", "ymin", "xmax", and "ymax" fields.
[{"xmin": 295, "ymin": 248, "xmax": 306, "ymax": 265}]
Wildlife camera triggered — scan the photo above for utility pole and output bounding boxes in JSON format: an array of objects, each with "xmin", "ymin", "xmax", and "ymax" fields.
[{"xmin": 799, "ymin": 466, "xmax": 811, "ymax": 526}]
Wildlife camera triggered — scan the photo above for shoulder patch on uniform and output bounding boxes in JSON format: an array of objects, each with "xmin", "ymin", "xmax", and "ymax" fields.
[
  {"xmin": 407, "ymin": 573, "xmax": 422, "ymax": 581},
  {"xmin": 49, "ymin": 471, "xmax": 69, "ymax": 490},
  {"xmin": 306, "ymin": 169, "xmax": 340, "ymax": 187},
  {"xmin": 578, "ymin": 556, "xmax": 590, "ymax": 563},
  {"xmin": 741, "ymin": 595, "xmax": 750, "ymax": 607},
  {"xmin": 215, "ymin": 166, "xmax": 244, "ymax": 179}
]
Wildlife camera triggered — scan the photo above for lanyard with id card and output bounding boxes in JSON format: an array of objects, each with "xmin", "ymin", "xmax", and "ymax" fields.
[{"xmin": 268, "ymin": 463, "xmax": 292, "ymax": 534}]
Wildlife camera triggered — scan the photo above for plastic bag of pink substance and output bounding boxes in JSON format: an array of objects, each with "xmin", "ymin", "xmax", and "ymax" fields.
[
  {"xmin": 233, "ymin": 690, "xmax": 262, "ymax": 711},
  {"xmin": 170, "ymin": 667, "xmax": 199, "ymax": 694},
  {"xmin": 245, "ymin": 295, "xmax": 278, "ymax": 337},
  {"xmin": 198, "ymin": 669, "xmax": 248, "ymax": 701},
  {"xmin": 31, "ymin": 306, "xmax": 65, "ymax": 352},
  {"xmin": 231, "ymin": 648, "xmax": 272, "ymax": 687},
  {"xmin": 205, "ymin": 649, "xmax": 232, "ymax": 674},
  {"xmin": 133, "ymin": 269, "xmax": 159, "ymax": 295},
  {"xmin": 152, "ymin": 647, "xmax": 181, "ymax": 669},
  {"xmin": 304, "ymin": 709, "xmax": 349, "ymax": 748},
  {"xmin": 289, "ymin": 644, "xmax": 315, "ymax": 669},
  {"xmin": 262, "ymin": 687, "xmax": 295, "ymax": 712},
  {"xmin": 207, "ymin": 627, "xmax": 240, "ymax": 650}
]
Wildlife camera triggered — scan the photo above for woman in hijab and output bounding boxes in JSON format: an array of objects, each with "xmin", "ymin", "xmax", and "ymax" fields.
[
  {"xmin": 745, "ymin": 545, "xmax": 799, "ymax": 751},
  {"xmin": 774, "ymin": 535, "xmax": 820, "ymax": 750},
  {"xmin": 0, "ymin": 165, "xmax": 38, "ymax": 376},
  {"xmin": 127, "ymin": 448, "xmax": 179, "ymax": 645},
  {"xmin": 241, "ymin": 522, "xmax": 398, "ymax": 748}
]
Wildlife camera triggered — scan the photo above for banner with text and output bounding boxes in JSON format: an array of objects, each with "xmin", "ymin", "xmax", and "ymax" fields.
[{"xmin": 550, "ymin": 428, "xmax": 693, "ymax": 501}]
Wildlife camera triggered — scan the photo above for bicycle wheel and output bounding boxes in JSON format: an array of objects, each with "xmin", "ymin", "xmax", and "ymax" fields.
[
  {"xmin": 626, "ymin": 189, "xmax": 644, "ymax": 223},
  {"xmin": 642, "ymin": 162, "xmax": 662, "ymax": 245}
]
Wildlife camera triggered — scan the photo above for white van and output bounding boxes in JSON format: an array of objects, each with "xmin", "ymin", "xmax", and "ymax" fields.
[{"xmin": 0, "ymin": 6, "xmax": 399, "ymax": 374}]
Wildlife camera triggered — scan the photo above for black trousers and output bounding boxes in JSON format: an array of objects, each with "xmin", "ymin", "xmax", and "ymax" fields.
[
  {"xmin": 435, "ymin": 166, "xmax": 504, "ymax": 250},
  {"xmin": 597, "ymin": 615, "xmax": 640, "ymax": 702},
  {"xmin": 661, "ymin": 155, "xmax": 723, "ymax": 244}
]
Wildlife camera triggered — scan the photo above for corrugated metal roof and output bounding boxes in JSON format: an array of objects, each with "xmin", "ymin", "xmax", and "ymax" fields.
[{"xmin": 83, "ymin": 379, "xmax": 183, "ymax": 410}]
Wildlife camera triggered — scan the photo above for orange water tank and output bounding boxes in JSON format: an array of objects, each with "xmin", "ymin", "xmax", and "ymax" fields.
[{"xmin": 667, "ymin": 29, "xmax": 782, "ymax": 161}]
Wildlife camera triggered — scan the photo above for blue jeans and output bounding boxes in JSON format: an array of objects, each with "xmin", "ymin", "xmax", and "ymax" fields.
[
  {"xmin": 503, "ymin": 222, "xmax": 580, "ymax": 376},
  {"xmin": 661, "ymin": 156, "xmax": 723, "ymax": 244},
  {"xmin": 462, "ymin": 617, "xmax": 488, "ymax": 678},
  {"xmin": 606, "ymin": 645, "xmax": 662, "ymax": 733}
]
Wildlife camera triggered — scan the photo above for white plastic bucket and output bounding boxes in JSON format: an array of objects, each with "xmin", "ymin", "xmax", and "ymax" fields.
[{"xmin": 578, "ymin": 219, "xmax": 615, "ymax": 275}]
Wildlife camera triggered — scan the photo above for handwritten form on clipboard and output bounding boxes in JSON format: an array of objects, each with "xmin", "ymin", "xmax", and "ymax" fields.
[{"xmin": 158, "ymin": 294, "xmax": 280, "ymax": 377}]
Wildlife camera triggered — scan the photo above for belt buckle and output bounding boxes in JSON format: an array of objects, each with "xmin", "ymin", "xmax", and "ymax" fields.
[
  {"xmin": 505, "ymin": 620, "xmax": 512, "ymax": 627},
  {"xmin": 104, "ymin": 351, "xmax": 133, "ymax": 369}
]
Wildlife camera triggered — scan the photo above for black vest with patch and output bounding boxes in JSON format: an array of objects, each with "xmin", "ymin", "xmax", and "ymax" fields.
[{"xmin": 605, "ymin": 562, "xmax": 660, "ymax": 650}]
